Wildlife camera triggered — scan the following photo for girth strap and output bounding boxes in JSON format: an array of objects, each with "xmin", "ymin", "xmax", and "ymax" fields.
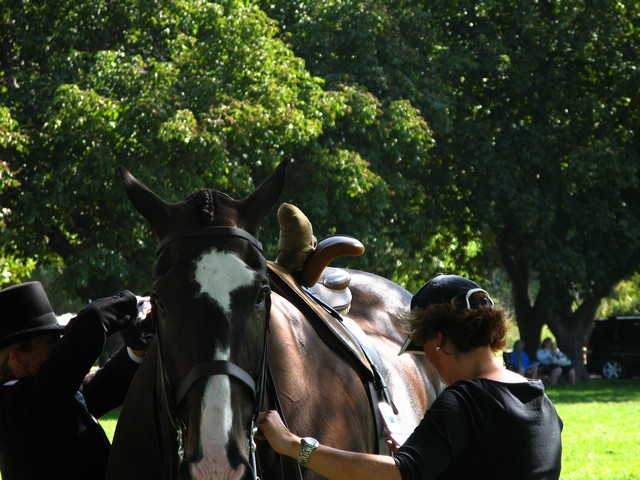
[{"xmin": 176, "ymin": 360, "xmax": 257, "ymax": 407}]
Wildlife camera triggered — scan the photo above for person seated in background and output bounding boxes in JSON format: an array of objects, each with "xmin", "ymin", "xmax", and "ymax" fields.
[
  {"xmin": 508, "ymin": 340, "xmax": 539, "ymax": 379},
  {"xmin": 537, "ymin": 337, "xmax": 576, "ymax": 386},
  {"xmin": 0, "ymin": 281, "xmax": 153, "ymax": 480}
]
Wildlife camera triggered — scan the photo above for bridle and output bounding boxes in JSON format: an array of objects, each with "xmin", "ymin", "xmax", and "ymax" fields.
[{"xmin": 154, "ymin": 226, "xmax": 270, "ymax": 480}]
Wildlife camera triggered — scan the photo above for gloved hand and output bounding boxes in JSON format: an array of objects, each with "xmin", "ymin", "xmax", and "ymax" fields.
[
  {"xmin": 120, "ymin": 297, "xmax": 155, "ymax": 351},
  {"xmin": 75, "ymin": 290, "xmax": 139, "ymax": 337}
]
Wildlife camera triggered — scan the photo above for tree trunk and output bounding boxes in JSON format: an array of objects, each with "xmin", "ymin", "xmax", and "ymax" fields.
[
  {"xmin": 510, "ymin": 269, "xmax": 550, "ymax": 360},
  {"xmin": 547, "ymin": 295, "xmax": 602, "ymax": 383}
]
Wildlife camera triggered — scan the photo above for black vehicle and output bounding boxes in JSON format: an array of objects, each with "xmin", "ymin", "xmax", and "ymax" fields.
[{"xmin": 586, "ymin": 315, "xmax": 640, "ymax": 379}]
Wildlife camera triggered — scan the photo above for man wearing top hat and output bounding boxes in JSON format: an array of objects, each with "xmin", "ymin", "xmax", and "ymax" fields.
[{"xmin": 0, "ymin": 281, "xmax": 152, "ymax": 479}]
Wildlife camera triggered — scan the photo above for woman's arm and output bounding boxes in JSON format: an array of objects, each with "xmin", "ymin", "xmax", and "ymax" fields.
[{"xmin": 257, "ymin": 410, "xmax": 401, "ymax": 480}]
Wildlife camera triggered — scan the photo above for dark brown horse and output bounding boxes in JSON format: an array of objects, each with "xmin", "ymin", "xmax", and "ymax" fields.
[{"xmin": 106, "ymin": 160, "xmax": 441, "ymax": 480}]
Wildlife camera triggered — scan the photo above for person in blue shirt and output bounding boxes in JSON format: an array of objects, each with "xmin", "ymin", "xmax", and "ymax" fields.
[{"xmin": 508, "ymin": 340, "xmax": 539, "ymax": 379}]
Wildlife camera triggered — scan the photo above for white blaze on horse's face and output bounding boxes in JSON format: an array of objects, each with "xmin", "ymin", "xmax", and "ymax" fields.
[
  {"xmin": 195, "ymin": 248, "xmax": 257, "ymax": 316},
  {"xmin": 191, "ymin": 248, "xmax": 255, "ymax": 479},
  {"xmin": 193, "ymin": 351, "xmax": 246, "ymax": 480}
]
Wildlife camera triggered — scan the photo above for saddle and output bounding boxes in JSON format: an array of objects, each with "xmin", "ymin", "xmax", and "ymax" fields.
[
  {"xmin": 300, "ymin": 235, "xmax": 364, "ymax": 314},
  {"xmin": 305, "ymin": 267, "xmax": 352, "ymax": 315},
  {"xmin": 275, "ymin": 202, "xmax": 364, "ymax": 314},
  {"xmin": 269, "ymin": 228, "xmax": 401, "ymax": 456},
  {"xmin": 269, "ymin": 233, "xmax": 368, "ymax": 369}
]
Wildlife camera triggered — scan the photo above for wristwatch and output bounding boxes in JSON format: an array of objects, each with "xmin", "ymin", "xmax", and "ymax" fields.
[{"xmin": 297, "ymin": 437, "xmax": 320, "ymax": 465}]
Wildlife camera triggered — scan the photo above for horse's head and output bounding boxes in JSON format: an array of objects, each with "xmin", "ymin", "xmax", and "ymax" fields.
[{"xmin": 119, "ymin": 161, "xmax": 287, "ymax": 479}]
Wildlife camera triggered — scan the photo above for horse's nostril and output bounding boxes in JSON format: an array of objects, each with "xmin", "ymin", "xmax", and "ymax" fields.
[{"xmin": 226, "ymin": 434, "xmax": 250, "ymax": 471}]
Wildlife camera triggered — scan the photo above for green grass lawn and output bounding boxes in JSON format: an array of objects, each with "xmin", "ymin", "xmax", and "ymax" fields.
[
  {"xmin": 100, "ymin": 407, "xmax": 121, "ymax": 441},
  {"xmin": 545, "ymin": 379, "xmax": 640, "ymax": 480},
  {"xmin": 1, "ymin": 378, "xmax": 637, "ymax": 479}
]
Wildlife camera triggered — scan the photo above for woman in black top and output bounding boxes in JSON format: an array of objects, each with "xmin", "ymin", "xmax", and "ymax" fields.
[
  {"xmin": 0, "ymin": 281, "xmax": 151, "ymax": 480},
  {"xmin": 257, "ymin": 274, "xmax": 563, "ymax": 480}
]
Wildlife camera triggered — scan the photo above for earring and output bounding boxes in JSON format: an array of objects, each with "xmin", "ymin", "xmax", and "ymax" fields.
[{"xmin": 436, "ymin": 346, "xmax": 441, "ymax": 352}]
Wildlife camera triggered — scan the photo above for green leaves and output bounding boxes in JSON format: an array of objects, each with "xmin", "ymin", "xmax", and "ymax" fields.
[
  {"xmin": 0, "ymin": 0, "xmax": 434, "ymax": 303},
  {"xmin": 2, "ymin": 0, "xmax": 638, "ymax": 342}
]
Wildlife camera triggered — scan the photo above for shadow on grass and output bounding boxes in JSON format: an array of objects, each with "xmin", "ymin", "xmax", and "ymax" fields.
[{"xmin": 545, "ymin": 378, "xmax": 640, "ymax": 404}]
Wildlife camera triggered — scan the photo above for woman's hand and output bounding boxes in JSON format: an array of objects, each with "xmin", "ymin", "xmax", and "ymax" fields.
[
  {"xmin": 386, "ymin": 438, "xmax": 401, "ymax": 453},
  {"xmin": 256, "ymin": 410, "xmax": 301, "ymax": 458}
]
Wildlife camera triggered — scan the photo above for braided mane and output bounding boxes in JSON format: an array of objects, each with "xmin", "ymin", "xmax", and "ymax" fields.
[{"xmin": 199, "ymin": 189, "xmax": 216, "ymax": 223}]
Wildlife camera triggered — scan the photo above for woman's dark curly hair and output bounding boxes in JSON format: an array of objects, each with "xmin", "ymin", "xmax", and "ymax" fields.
[{"xmin": 408, "ymin": 292, "xmax": 508, "ymax": 353}]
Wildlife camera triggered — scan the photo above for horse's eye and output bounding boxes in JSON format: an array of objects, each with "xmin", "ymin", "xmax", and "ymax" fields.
[{"xmin": 256, "ymin": 287, "xmax": 270, "ymax": 307}]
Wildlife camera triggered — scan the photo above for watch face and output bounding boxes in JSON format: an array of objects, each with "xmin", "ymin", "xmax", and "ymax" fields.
[
  {"xmin": 302, "ymin": 437, "xmax": 319, "ymax": 448},
  {"xmin": 297, "ymin": 437, "xmax": 320, "ymax": 465}
]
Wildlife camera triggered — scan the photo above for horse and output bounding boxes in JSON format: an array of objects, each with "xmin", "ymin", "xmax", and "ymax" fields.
[{"xmin": 106, "ymin": 160, "xmax": 442, "ymax": 480}]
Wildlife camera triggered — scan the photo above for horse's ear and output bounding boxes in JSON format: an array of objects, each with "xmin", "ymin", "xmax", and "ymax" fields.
[
  {"xmin": 240, "ymin": 159, "xmax": 289, "ymax": 229},
  {"xmin": 117, "ymin": 165, "xmax": 170, "ymax": 235}
]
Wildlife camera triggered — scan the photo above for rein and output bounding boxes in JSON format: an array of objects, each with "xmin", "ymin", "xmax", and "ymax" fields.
[{"xmin": 154, "ymin": 226, "xmax": 270, "ymax": 480}]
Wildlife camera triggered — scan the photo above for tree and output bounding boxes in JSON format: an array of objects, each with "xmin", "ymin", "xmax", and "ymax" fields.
[
  {"xmin": 3, "ymin": 0, "xmax": 639, "ymax": 377},
  {"xmin": 258, "ymin": 0, "xmax": 469, "ymax": 289},
  {"xmin": 597, "ymin": 273, "xmax": 640, "ymax": 318},
  {"xmin": 262, "ymin": 0, "xmax": 640, "ymax": 379},
  {"xmin": 424, "ymin": 1, "xmax": 640, "ymax": 376},
  {"xmin": 0, "ymin": 107, "xmax": 37, "ymax": 286},
  {"xmin": 0, "ymin": 0, "xmax": 435, "ymax": 306}
]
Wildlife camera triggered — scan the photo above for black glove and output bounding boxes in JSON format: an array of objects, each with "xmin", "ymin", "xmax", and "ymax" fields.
[
  {"xmin": 120, "ymin": 312, "xmax": 155, "ymax": 351},
  {"xmin": 76, "ymin": 290, "xmax": 138, "ymax": 337}
]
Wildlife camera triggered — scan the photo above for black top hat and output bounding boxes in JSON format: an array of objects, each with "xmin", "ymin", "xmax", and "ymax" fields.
[
  {"xmin": 399, "ymin": 274, "xmax": 494, "ymax": 355},
  {"xmin": 0, "ymin": 282, "xmax": 65, "ymax": 350}
]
